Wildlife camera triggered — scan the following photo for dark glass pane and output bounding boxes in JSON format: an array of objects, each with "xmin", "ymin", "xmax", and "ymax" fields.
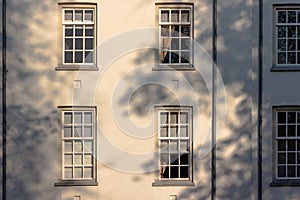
[
  {"xmin": 298, "ymin": 166, "xmax": 300, "ymax": 177},
  {"xmin": 288, "ymin": 26, "xmax": 296, "ymax": 38},
  {"xmin": 85, "ymin": 51, "xmax": 93, "ymax": 63},
  {"xmin": 277, "ymin": 140, "xmax": 286, "ymax": 151},
  {"xmin": 85, "ymin": 26, "xmax": 94, "ymax": 36},
  {"xmin": 65, "ymin": 38, "xmax": 73, "ymax": 50},
  {"xmin": 181, "ymin": 52, "xmax": 189, "ymax": 63},
  {"xmin": 297, "ymin": 153, "xmax": 300, "ymax": 164},
  {"xmin": 180, "ymin": 153, "xmax": 188, "ymax": 165},
  {"xmin": 170, "ymin": 153, "xmax": 179, "ymax": 165},
  {"xmin": 288, "ymin": 52, "xmax": 296, "ymax": 64},
  {"xmin": 288, "ymin": 112, "xmax": 296, "ymax": 123},
  {"xmin": 180, "ymin": 166, "xmax": 189, "ymax": 178},
  {"xmin": 277, "ymin": 52, "xmax": 286, "ymax": 64},
  {"xmin": 278, "ymin": 112, "xmax": 286, "ymax": 123},
  {"xmin": 181, "ymin": 38, "xmax": 190, "ymax": 50},
  {"xmin": 75, "ymin": 26, "xmax": 83, "ymax": 36},
  {"xmin": 288, "ymin": 39, "xmax": 296, "ymax": 50},
  {"xmin": 298, "ymin": 126, "xmax": 300, "ymax": 136},
  {"xmin": 181, "ymin": 10, "xmax": 189, "ymax": 22},
  {"xmin": 277, "ymin": 26, "xmax": 286, "ymax": 38},
  {"xmin": 288, "ymin": 140, "xmax": 296, "ymax": 151},
  {"xmin": 181, "ymin": 26, "xmax": 190, "ymax": 36},
  {"xmin": 298, "ymin": 12, "xmax": 300, "ymax": 23},
  {"xmin": 64, "ymin": 52, "xmax": 73, "ymax": 63},
  {"xmin": 171, "ymin": 38, "xmax": 179, "ymax": 50},
  {"xmin": 288, "ymin": 11, "xmax": 297, "ymax": 23},
  {"xmin": 161, "ymin": 10, "xmax": 169, "ymax": 22},
  {"xmin": 171, "ymin": 25, "xmax": 179, "ymax": 37},
  {"xmin": 170, "ymin": 166, "xmax": 179, "ymax": 178},
  {"xmin": 85, "ymin": 38, "xmax": 94, "ymax": 50},
  {"xmin": 288, "ymin": 153, "xmax": 296, "ymax": 164},
  {"xmin": 278, "ymin": 11, "xmax": 286, "ymax": 23},
  {"xmin": 161, "ymin": 51, "xmax": 169, "ymax": 63},
  {"xmin": 161, "ymin": 166, "xmax": 169, "ymax": 178},
  {"xmin": 161, "ymin": 25, "xmax": 169, "ymax": 37},
  {"xmin": 278, "ymin": 153, "xmax": 286, "ymax": 164},
  {"xmin": 297, "ymin": 140, "xmax": 300, "ymax": 151},
  {"xmin": 278, "ymin": 166, "xmax": 286, "ymax": 177},
  {"xmin": 278, "ymin": 39, "xmax": 286, "ymax": 51},
  {"xmin": 75, "ymin": 52, "xmax": 83, "ymax": 63},
  {"xmin": 298, "ymin": 27, "xmax": 300, "ymax": 37},
  {"xmin": 170, "ymin": 52, "xmax": 179, "ymax": 63},
  {"xmin": 64, "ymin": 10, "xmax": 73, "ymax": 21},
  {"xmin": 298, "ymin": 40, "xmax": 300, "ymax": 51},
  {"xmin": 288, "ymin": 166, "xmax": 296, "ymax": 177},
  {"xmin": 75, "ymin": 38, "xmax": 83, "ymax": 50},
  {"xmin": 288, "ymin": 125, "xmax": 296, "ymax": 137},
  {"xmin": 84, "ymin": 10, "xmax": 93, "ymax": 21},
  {"xmin": 65, "ymin": 27, "xmax": 73, "ymax": 36},
  {"xmin": 278, "ymin": 125, "xmax": 286, "ymax": 137}
]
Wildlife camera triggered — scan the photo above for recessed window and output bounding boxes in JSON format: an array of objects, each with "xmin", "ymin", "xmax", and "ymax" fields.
[
  {"xmin": 272, "ymin": 107, "xmax": 300, "ymax": 185},
  {"xmin": 155, "ymin": 4, "xmax": 194, "ymax": 70},
  {"xmin": 55, "ymin": 106, "xmax": 98, "ymax": 187},
  {"xmin": 57, "ymin": 4, "xmax": 97, "ymax": 71},
  {"xmin": 275, "ymin": 8, "xmax": 300, "ymax": 67},
  {"xmin": 153, "ymin": 106, "xmax": 194, "ymax": 186}
]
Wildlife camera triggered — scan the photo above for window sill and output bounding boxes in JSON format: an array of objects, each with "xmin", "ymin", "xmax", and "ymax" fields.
[
  {"xmin": 270, "ymin": 180, "xmax": 300, "ymax": 187},
  {"xmin": 270, "ymin": 65, "xmax": 300, "ymax": 72},
  {"xmin": 153, "ymin": 64, "xmax": 195, "ymax": 71},
  {"xmin": 152, "ymin": 180, "xmax": 194, "ymax": 187},
  {"xmin": 54, "ymin": 180, "xmax": 98, "ymax": 187},
  {"xmin": 55, "ymin": 65, "xmax": 99, "ymax": 71}
]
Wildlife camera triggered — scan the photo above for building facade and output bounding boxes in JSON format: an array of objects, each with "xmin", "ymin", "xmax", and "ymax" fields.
[{"xmin": 1, "ymin": 0, "xmax": 300, "ymax": 199}]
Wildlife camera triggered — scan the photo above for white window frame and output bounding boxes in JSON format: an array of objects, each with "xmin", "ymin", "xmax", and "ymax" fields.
[
  {"xmin": 274, "ymin": 6, "xmax": 300, "ymax": 67},
  {"xmin": 155, "ymin": 3, "xmax": 194, "ymax": 70},
  {"xmin": 153, "ymin": 106, "xmax": 194, "ymax": 186},
  {"xmin": 56, "ymin": 3, "xmax": 97, "ymax": 71},
  {"xmin": 55, "ymin": 106, "xmax": 98, "ymax": 187},
  {"xmin": 272, "ymin": 107, "xmax": 300, "ymax": 186}
]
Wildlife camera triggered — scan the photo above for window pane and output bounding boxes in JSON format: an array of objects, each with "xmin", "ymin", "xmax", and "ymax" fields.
[
  {"xmin": 84, "ymin": 10, "xmax": 93, "ymax": 22},
  {"xmin": 160, "ymin": 112, "xmax": 168, "ymax": 124},
  {"xmin": 170, "ymin": 126, "xmax": 178, "ymax": 137},
  {"xmin": 74, "ymin": 154, "xmax": 83, "ymax": 165},
  {"xmin": 171, "ymin": 25, "xmax": 179, "ymax": 37},
  {"xmin": 75, "ymin": 38, "xmax": 83, "ymax": 50},
  {"xmin": 277, "ymin": 26, "xmax": 286, "ymax": 38},
  {"xmin": 160, "ymin": 126, "xmax": 168, "ymax": 137},
  {"xmin": 180, "ymin": 153, "xmax": 189, "ymax": 165},
  {"xmin": 278, "ymin": 11, "xmax": 286, "ymax": 23},
  {"xmin": 170, "ymin": 140, "xmax": 178, "ymax": 152},
  {"xmin": 288, "ymin": 11, "xmax": 297, "ymax": 23},
  {"xmin": 161, "ymin": 25, "xmax": 169, "ymax": 37},
  {"xmin": 84, "ymin": 140, "xmax": 93, "ymax": 152},
  {"xmin": 64, "ymin": 52, "xmax": 73, "ymax": 63},
  {"xmin": 64, "ymin": 141, "xmax": 73, "ymax": 152},
  {"xmin": 288, "ymin": 112, "xmax": 296, "ymax": 123},
  {"xmin": 170, "ymin": 52, "xmax": 179, "ymax": 63},
  {"xmin": 181, "ymin": 52, "xmax": 190, "ymax": 63},
  {"xmin": 288, "ymin": 166, "xmax": 296, "ymax": 177},
  {"xmin": 277, "ymin": 52, "xmax": 286, "ymax": 64},
  {"xmin": 277, "ymin": 39, "xmax": 286, "ymax": 51},
  {"xmin": 180, "ymin": 140, "xmax": 188, "ymax": 152},
  {"xmin": 84, "ymin": 154, "xmax": 93, "ymax": 165},
  {"xmin": 288, "ymin": 140, "xmax": 296, "ymax": 151},
  {"xmin": 171, "ymin": 10, "xmax": 179, "ymax": 22},
  {"xmin": 288, "ymin": 125, "xmax": 296, "ymax": 137},
  {"xmin": 85, "ymin": 38, "xmax": 94, "ymax": 50},
  {"xmin": 181, "ymin": 26, "xmax": 190, "ymax": 37},
  {"xmin": 74, "ymin": 141, "xmax": 83, "ymax": 152},
  {"xmin": 298, "ymin": 40, "xmax": 300, "ymax": 50},
  {"xmin": 161, "ymin": 10, "xmax": 169, "ymax": 22},
  {"xmin": 75, "ymin": 26, "xmax": 83, "ymax": 36},
  {"xmin": 64, "ymin": 112, "xmax": 72, "ymax": 124},
  {"xmin": 278, "ymin": 166, "xmax": 286, "ymax": 177},
  {"xmin": 74, "ymin": 126, "xmax": 82, "ymax": 137},
  {"xmin": 277, "ymin": 140, "xmax": 286, "ymax": 151},
  {"xmin": 85, "ymin": 26, "xmax": 94, "ymax": 36},
  {"xmin": 180, "ymin": 166, "xmax": 189, "ymax": 178},
  {"xmin": 170, "ymin": 153, "xmax": 179, "ymax": 165},
  {"xmin": 160, "ymin": 153, "xmax": 169, "ymax": 164},
  {"xmin": 64, "ymin": 167, "xmax": 73, "ymax": 178},
  {"xmin": 65, "ymin": 38, "xmax": 73, "ymax": 50},
  {"xmin": 170, "ymin": 112, "xmax": 178, "ymax": 124},
  {"xmin": 64, "ymin": 126, "xmax": 72, "ymax": 137},
  {"xmin": 160, "ymin": 140, "xmax": 168, "ymax": 152},
  {"xmin": 64, "ymin": 154, "xmax": 72, "ymax": 165},
  {"xmin": 84, "ymin": 167, "xmax": 93, "ymax": 178},
  {"xmin": 170, "ymin": 166, "xmax": 179, "ymax": 178},
  {"xmin": 84, "ymin": 126, "xmax": 93, "ymax": 137},
  {"xmin": 74, "ymin": 167, "xmax": 83, "ymax": 178},
  {"xmin": 171, "ymin": 38, "xmax": 179, "ymax": 50},
  {"xmin": 181, "ymin": 39, "xmax": 190, "ymax": 50},
  {"xmin": 161, "ymin": 166, "xmax": 169, "ymax": 178},
  {"xmin": 180, "ymin": 126, "xmax": 188, "ymax": 137},
  {"xmin": 85, "ymin": 51, "xmax": 94, "ymax": 63},
  {"xmin": 75, "ymin": 10, "xmax": 83, "ymax": 21},
  {"xmin": 288, "ymin": 26, "xmax": 296, "ymax": 38},
  {"xmin": 84, "ymin": 112, "xmax": 93, "ymax": 123},
  {"xmin": 288, "ymin": 52, "xmax": 296, "ymax": 64},
  {"xmin": 288, "ymin": 39, "xmax": 296, "ymax": 50},
  {"xmin": 75, "ymin": 52, "xmax": 83, "ymax": 63},
  {"xmin": 278, "ymin": 125, "xmax": 286, "ymax": 137},
  {"xmin": 65, "ymin": 26, "xmax": 73, "ymax": 36},
  {"xmin": 278, "ymin": 153, "xmax": 286, "ymax": 164},
  {"xmin": 64, "ymin": 10, "xmax": 73, "ymax": 21},
  {"xmin": 288, "ymin": 153, "xmax": 296, "ymax": 164},
  {"xmin": 181, "ymin": 10, "xmax": 189, "ymax": 22}
]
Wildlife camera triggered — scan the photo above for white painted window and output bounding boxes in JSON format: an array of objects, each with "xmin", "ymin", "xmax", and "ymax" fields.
[
  {"xmin": 276, "ymin": 8, "xmax": 300, "ymax": 65},
  {"xmin": 157, "ymin": 4, "xmax": 193, "ymax": 68},
  {"xmin": 157, "ymin": 107, "xmax": 192, "ymax": 181},
  {"xmin": 60, "ymin": 107, "xmax": 96, "ymax": 181},
  {"xmin": 62, "ymin": 7, "xmax": 95, "ymax": 65},
  {"xmin": 275, "ymin": 109, "xmax": 300, "ymax": 179}
]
